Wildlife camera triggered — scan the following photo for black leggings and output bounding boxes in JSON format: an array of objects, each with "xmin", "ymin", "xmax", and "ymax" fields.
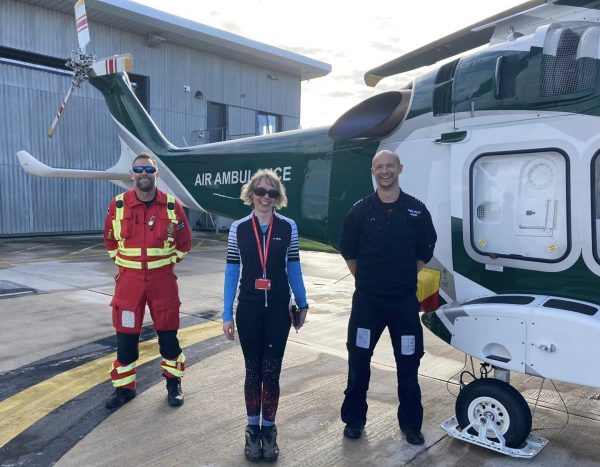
[{"xmin": 236, "ymin": 300, "xmax": 291, "ymax": 422}]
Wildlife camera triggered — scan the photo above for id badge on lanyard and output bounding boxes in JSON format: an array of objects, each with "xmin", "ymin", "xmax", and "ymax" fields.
[{"xmin": 252, "ymin": 216, "xmax": 273, "ymax": 292}]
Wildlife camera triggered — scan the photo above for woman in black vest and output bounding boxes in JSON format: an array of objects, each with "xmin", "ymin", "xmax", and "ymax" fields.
[{"xmin": 223, "ymin": 169, "xmax": 309, "ymax": 462}]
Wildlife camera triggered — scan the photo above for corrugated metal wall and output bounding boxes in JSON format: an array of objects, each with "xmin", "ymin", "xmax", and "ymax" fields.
[{"xmin": 0, "ymin": 0, "xmax": 301, "ymax": 236}]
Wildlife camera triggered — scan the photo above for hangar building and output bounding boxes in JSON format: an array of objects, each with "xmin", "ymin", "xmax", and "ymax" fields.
[{"xmin": 0, "ymin": 0, "xmax": 331, "ymax": 236}]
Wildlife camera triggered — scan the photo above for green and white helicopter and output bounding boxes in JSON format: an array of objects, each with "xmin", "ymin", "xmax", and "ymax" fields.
[{"xmin": 17, "ymin": 0, "xmax": 600, "ymax": 457}]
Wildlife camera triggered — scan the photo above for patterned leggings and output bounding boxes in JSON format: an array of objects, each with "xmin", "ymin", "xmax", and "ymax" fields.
[{"xmin": 236, "ymin": 300, "xmax": 291, "ymax": 422}]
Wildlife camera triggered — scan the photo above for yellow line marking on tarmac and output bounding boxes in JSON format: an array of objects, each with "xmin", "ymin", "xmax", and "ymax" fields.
[
  {"xmin": 0, "ymin": 320, "xmax": 222, "ymax": 448},
  {"xmin": 5, "ymin": 243, "xmax": 52, "ymax": 255},
  {"xmin": 62, "ymin": 242, "xmax": 105, "ymax": 257}
]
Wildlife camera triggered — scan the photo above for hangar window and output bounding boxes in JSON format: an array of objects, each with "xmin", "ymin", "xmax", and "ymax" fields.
[
  {"xmin": 258, "ymin": 112, "xmax": 280, "ymax": 135},
  {"xmin": 470, "ymin": 150, "xmax": 569, "ymax": 263}
]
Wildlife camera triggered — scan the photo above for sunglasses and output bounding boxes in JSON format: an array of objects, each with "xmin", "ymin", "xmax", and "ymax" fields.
[
  {"xmin": 253, "ymin": 187, "xmax": 280, "ymax": 199},
  {"xmin": 132, "ymin": 165, "xmax": 157, "ymax": 174}
]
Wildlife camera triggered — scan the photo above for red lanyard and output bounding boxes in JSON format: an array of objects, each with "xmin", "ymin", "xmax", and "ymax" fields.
[{"xmin": 251, "ymin": 215, "xmax": 273, "ymax": 276}]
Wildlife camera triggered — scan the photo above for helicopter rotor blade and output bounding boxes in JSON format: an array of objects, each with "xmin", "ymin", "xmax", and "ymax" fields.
[
  {"xmin": 74, "ymin": 0, "xmax": 90, "ymax": 51},
  {"xmin": 47, "ymin": 81, "xmax": 76, "ymax": 137},
  {"xmin": 90, "ymin": 54, "xmax": 133, "ymax": 77}
]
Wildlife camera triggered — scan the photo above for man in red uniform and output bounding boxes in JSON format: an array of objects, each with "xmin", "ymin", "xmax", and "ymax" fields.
[{"xmin": 103, "ymin": 153, "xmax": 192, "ymax": 409}]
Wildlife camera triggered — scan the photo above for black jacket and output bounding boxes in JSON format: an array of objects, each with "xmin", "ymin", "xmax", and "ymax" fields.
[{"xmin": 340, "ymin": 191, "xmax": 437, "ymax": 297}]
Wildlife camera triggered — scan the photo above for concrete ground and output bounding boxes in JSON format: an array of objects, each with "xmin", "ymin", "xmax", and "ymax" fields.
[{"xmin": 1, "ymin": 233, "xmax": 600, "ymax": 466}]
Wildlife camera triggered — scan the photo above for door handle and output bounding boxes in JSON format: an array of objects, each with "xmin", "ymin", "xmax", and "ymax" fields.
[{"xmin": 537, "ymin": 343, "xmax": 557, "ymax": 353}]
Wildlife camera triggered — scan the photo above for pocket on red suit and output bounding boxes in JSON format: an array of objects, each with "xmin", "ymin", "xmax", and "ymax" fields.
[
  {"xmin": 149, "ymin": 297, "xmax": 181, "ymax": 331},
  {"xmin": 111, "ymin": 299, "xmax": 142, "ymax": 333}
]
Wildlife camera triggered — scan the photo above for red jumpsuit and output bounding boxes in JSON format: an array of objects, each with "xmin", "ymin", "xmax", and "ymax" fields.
[{"xmin": 104, "ymin": 188, "xmax": 192, "ymax": 389}]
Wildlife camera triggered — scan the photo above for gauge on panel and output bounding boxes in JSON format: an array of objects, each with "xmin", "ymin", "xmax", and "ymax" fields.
[{"xmin": 526, "ymin": 161, "xmax": 555, "ymax": 190}]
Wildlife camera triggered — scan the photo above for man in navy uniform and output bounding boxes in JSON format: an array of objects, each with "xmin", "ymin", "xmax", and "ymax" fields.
[{"xmin": 340, "ymin": 149, "xmax": 437, "ymax": 445}]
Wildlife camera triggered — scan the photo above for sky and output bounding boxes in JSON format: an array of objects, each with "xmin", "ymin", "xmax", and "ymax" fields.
[{"xmin": 132, "ymin": 0, "xmax": 524, "ymax": 128}]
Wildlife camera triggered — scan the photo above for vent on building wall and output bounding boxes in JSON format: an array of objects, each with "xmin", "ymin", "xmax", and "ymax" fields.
[{"xmin": 146, "ymin": 34, "xmax": 166, "ymax": 47}]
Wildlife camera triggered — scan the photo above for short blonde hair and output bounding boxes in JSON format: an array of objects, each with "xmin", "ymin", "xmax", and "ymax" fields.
[{"xmin": 240, "ymin": 169, "xmax": 288, "ymax": 209}]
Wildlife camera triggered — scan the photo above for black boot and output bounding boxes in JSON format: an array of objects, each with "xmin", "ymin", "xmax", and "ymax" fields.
[
  {"xmin": 261, "ymin": 425, "xmax": 279, "ymax": 462},
  {"xmin": 166, "ymin": 377, "xmax": 184, "ymax": 407},
  {"xmin": 244, "ymin": 425, "xmax": 262, "ymax": 462},
  {"xmin": 105, "ymin": 388, "xmax": 136, "ymax": 409}
]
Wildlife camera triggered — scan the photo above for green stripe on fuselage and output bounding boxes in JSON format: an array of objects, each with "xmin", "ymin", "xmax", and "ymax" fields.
[{"xmin": 451, "ymin": 217, "xmax": 600, "ymax": 303}]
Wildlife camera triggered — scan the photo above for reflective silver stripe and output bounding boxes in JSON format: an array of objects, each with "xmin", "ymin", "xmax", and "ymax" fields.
[
  {"xmin": 118, "ymin": 244, "xmax": 142, "ymax": 256},
  {"xmin": 115, "ymin": 257, "xmax": 142, "ymax": 269},
  {"xmin": 147, "ymin": 257, "xmax": 174, "ymax": 269},
  {"xmin": 147, "ymin": 246, "xmax": 176, "ymax": 256},
  {"xmin": 107, "ymin": 249, "xmax": 118, "ymax": 258},
  {"xmin": 113, "ymin": 374, "xmax": 136, "ymax": 387},
  {"xmin": 114, "ymin": 361, "xmax": 136, "ymax": 374},
  {"xmin": 174, "ymin": 249, "xmax": 187, "ymax": 259}
]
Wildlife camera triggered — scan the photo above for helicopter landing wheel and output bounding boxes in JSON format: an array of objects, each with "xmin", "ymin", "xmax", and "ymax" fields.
[{"xmin": 456, "ymin": 378, "xmax": 532, "ymax": 448}]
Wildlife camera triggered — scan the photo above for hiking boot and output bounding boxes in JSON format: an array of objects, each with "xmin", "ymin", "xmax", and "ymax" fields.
[
  {"xmin": 244, "ymin": 425, "xmax": 262, "ymax": 462},
  {"xmin": 261, "ymin": 425, "xmax": 279, "ymax": 462},
  {"xmin": 401, "ymin": 427, "xmax": 425, "ymax": 445},
  {"xmin": 105, "ymin": 388, "xmax": 136, "ymax": 409},
  {"xmin": 343, "ymin": 423, "xmax": 364, "ymax": 439},
  {"xmin": 166, "ymin": 377, "xmax": 184, "ymax": 407}
]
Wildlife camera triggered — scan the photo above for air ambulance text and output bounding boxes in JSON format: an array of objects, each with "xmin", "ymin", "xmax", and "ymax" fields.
[{"xmin": 194, "ymin": 166, "xmax": 292, "ymax": 186}]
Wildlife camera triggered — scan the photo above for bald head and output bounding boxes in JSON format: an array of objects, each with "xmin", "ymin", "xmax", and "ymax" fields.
[
  {"xmin": 372, "ymin": 149, "xmax": 400, "ymax": 168},
  {"xmin": 371, "ymin": 149, "xmax": 403, "ymax": 196}
]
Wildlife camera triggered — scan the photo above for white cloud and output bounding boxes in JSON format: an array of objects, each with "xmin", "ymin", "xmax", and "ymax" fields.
[{"xmin": 132, "ymin": 0, "xmax": 524, "ymax": 128}]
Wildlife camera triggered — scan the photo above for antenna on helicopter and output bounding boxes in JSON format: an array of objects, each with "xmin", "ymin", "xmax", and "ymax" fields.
[{"xmin": 47, "ymin": 0, "xmax": 133, "ymax": 137}]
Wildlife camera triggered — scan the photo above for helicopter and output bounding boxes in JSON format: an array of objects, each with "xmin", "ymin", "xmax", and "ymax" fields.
[{"xmin": 17, "ymin": 0, "xmax": 600, "ymax": 458}]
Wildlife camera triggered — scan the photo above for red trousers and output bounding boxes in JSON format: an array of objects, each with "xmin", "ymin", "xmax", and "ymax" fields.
[{"xmin": 110, "ymin": 266, "xmax": 181, "ymax": 334}]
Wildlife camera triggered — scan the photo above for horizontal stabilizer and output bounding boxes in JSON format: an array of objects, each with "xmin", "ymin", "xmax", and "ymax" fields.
[{"xmin": 16, "ymin": 150, "xmax": 130, "ymax": 180}]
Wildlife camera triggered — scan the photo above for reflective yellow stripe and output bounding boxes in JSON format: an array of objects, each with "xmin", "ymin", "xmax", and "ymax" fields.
[
  {"xmin": 147, "ymin": 246, "xmax": 176, "ymax": 256},
  {"xmin": 107, "ymin": 249, "xmax": 118, "ymax": 258},
  {"xmin": 174, "ymin": 249, "xmax": 187, "ymax": 259},
  {"xmin": 161, "ymin": 353, "xmax": 185, "ymax": 378},
  {"xmin": 115, "ymin": 257, "xmax": 142, "ymax": 269},
  {"xmin": 166, "ymin": 194, "xmax": 177, "ymax": 221},
  {"xmin": 147, "ymin": 257, "xmax": 175, "ymax": 269},
  {"xmin": 113, "ymin": 193, "xmax": 124, "ymax": 241},
  {"xmin": 161, "ymin": 366, "xmax": 184, "ymax": 378},
  {"xmin": 113, "ymin": 374, "xmax": 136, "ymax": 388},
  {"xmin": 111, "ymin": 361, "xmax": 136, "ymax": 374},
  {"xmin": 118, "ymin": 242, "xmax": 142, "ymax": 256}
]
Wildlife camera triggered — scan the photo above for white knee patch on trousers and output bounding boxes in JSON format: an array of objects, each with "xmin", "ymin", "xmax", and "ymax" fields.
[
  {"xmin": 356, "ymin": 328, "xmax": 371, "ymax": 349},
  {"xmin": 121, "ymin": 310, "xmax": 135, "ymax": 328},
  {"xmin": 401, "ymin": 335, "xmax": 415, "ymax": 355}
]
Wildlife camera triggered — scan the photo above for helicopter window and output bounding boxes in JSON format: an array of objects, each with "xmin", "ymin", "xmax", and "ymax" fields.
[
  {"xmin": 541, "ymin": 25, "xmax": 599, "ymax": 96},
  {"xmin": 433, "ymin": 59, "xmax": 459, "ymax": 116},
  {"xmin": 470, "ymin": 150, "xmax": 569, "ymax": 263},
  {"xmin": 591, "ymin": 152, "xmax": 600, "ymax": 264},
  {"xmin": 494, "ymin": 55, "xmax": 519, "ymax": 100}
]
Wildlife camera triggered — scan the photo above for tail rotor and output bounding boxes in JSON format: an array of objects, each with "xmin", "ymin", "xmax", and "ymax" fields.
[{"xmin": 48, "ymin": 0, "xmax": 133, "ymax": 137}]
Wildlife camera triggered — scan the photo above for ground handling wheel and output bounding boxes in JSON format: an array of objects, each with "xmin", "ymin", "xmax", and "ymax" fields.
[{"xmin": 456, "ymin": 378, "xmax": 532, "ymax": 448}]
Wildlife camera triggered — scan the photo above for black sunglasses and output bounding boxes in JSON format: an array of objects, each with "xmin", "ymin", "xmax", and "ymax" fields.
[
  {"xmin": 254, "ymin": 187, "xmax": 280, "ymax": 199},
  {"xmin": 132, "ymin": 165, "xmax": 157, "ymax": 174}
]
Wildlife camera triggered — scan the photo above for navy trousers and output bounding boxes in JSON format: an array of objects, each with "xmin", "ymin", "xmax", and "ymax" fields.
[{"xmin": 341, "ymin": 290, "xmax": 424, "ymax": 430}]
